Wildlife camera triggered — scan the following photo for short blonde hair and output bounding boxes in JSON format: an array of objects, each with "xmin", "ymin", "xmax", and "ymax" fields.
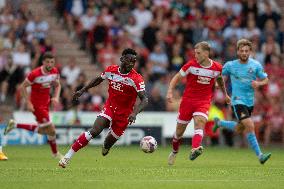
[
  {"xmin": 237, "ymin": 39, "xmax": 252, "ymax": 50},
  {"xmin": 194, "ymin": 41, "xmax": 211, "ymax": 52}
]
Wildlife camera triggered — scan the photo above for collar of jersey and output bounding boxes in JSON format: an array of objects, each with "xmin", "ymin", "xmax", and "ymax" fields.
[
  {"xmin": 199, "ymin": 59, "xmax": 213, "ymax": 68},
  {"xmin": 118, "ymin": 67, "xmax": 131, "ymax": 75}
]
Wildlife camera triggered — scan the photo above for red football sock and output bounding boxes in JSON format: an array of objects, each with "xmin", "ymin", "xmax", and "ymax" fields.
[
  {"xmin": 47, "ymin": 137, "xmax": 58, "ymax": 154},
  {"xmin": 71, "ymin": 131, "xmax": 93, "ymax": 152},
  {"xmin": 17, "ymin": 123, "xmax": 38, "ymax": 132},
  {"xmin": 192, "ymin": 129, "xmax": 204, "ymax": 148},
  {"xmin": 172, "ymin": 133, "xmax": 182, "ymax": 153}
]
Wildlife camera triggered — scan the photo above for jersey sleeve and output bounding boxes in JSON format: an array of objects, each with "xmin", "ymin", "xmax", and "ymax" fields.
[
  {"xmin": 134, "ymin": 75, "xmax": 145, "ymax": 92},
  {"xmin": 54, "ymin": 68, "xmax": 60, "ymax": 81},
  {"xmin": 256, "ymin": 63, "xmax": 268, "ymax": 79},
  {"xmin": 179, "ymin": 62, "xmax": 191, "ymax": 77},
  {"xmin": 222, "ymin": 61, "xmax": 231, "ymax": 76},
  {"xmin": 216, "ymin": 62, "xmax": 223, "ymax": 76},
  {"xmin": 100, "ymin": 66, "xmax": 112, "ymax": 80},
  {"xmin": 26, "ymin": 70, "xmax": 36, "ymax": 84}
]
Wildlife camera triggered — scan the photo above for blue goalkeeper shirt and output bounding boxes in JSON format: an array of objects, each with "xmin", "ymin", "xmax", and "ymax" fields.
[{"xmin": 222, "ymin": 58, "xmax": 267, "ymax": 107}]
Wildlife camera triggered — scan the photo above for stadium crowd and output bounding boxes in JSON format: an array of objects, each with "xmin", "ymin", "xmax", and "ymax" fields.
[{"xmin": 0, "ymin": 0, "xmax": 283, "ymax": 146}]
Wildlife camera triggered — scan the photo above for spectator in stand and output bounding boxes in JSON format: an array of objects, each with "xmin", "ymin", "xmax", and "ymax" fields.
[
  {"xmin": 97, "ymin": 43, "xmax": 117, "ymax": 69},
  {"xmin": 78, "ymin": 8, "xmax": 96, "ymax": 50},
  {"xmin": 145, "ymin": 86, "xmax": 166, "ymax": 111},
  {"xmin": 223, "ymin": 18, "xmax": 243, "ymax": 40},
  {"xmin": 242, "ymin": 18, "xmax": 261, "ymax": 39},
  {"xmin": 0, "ymin": 6, "xmax": 14, "ymax": 36},
  {"xmin": 257, "ymin": 1, "xmax": 281, "ymax": 29},
  {"xmin": 132, "ymin": 2, "xmax": 153, "ymax": 31},
  {"xmin": 148, "ymin": 44, "xmax": 169, "ymax": 80},
  {"xmin": 64, "ymin": 0, "xmax": 87, "ymax": 37},
  {"xmin": 261, "ymin": 34, "xmax": 281, "ymax": 64},
  {"xmin": 124, "ymin": 16, "xmax": 142, "ymax": 46},
  {"xmin": 61, "ymin": 56, "xmax": 81, "ymax": 86}
]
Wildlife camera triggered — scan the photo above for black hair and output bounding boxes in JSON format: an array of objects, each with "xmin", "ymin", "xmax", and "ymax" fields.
[
  {"xmin": 42, "ymin": 52, "xmax": 54, "ymax": 60},
  {"xmin": 122, "ymin": 48, "xmax": 137, "ymax": 57}
]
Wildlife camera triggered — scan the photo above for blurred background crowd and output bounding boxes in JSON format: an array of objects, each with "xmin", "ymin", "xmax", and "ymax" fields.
[{"xmin": 0, "ymin": 0, "xmax": 283, "ymax": 146}]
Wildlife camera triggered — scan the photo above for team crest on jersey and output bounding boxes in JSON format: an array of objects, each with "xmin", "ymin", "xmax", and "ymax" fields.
[{"xmin": 248, "ymin": 67, "xmax": 253, "ymax": 74}]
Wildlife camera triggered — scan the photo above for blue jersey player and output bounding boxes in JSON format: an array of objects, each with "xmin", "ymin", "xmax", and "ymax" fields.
[{"xmin": 213, "ymin": 39, "xmax": 271, "ymax": 164}]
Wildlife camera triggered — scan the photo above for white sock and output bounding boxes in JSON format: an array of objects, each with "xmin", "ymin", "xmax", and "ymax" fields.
[{"xmin": 65, "ymin": 148, "xmax": 75, "ymax": 159}]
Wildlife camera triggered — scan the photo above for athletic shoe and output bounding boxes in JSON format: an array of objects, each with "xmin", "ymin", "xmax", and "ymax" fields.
[
  {"xmin": 4, "ymin": 119, "xmax": 16, "ymax": 135},
  {"xmin": 59, "ymin": 157, "xmax": 70, "ymax": 168},
  {"xmin": 212, "ymin": 117, "xmax": 220, "ymax": 133},
  {"xmin": 189, "ymin": 146, "xmax": 204, "ymax": 160},
  {"xmin": 0, "ymin": 152, "xmax": 8, "ymax": 160},
  {"xmin": 102, "ymin": 146, "xmax": 110, "ymax": 156},
  {"xmin": 168, "ymin": 152, "xmax": 177, "ymax": 165},
  {"xmin": 259, "ymin": 153, "xmax": 271, "ymax": 164}
]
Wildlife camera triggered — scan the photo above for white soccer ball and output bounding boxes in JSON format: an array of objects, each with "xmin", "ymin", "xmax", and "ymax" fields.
[{"xmin": 140, "ymin": 136, "xmax": 157, "ymax": 153}]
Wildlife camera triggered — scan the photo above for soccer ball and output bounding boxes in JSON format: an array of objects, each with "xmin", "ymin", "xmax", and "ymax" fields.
[{"xmin": 140, "ymin": 136, "xmax": 157, "ymax": 153}]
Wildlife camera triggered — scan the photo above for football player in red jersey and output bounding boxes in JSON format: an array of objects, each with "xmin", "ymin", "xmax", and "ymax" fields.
[
  {"xmin": 4, "ymin": 52, "xmax": 63, "ymax": 159},
  {"xmin": 59, "ymin": 48, "xmax": 148, "ymax": 168},
  {"xmin": 167, "ymin": 42, "xmax": 230, "ymax": 165}
]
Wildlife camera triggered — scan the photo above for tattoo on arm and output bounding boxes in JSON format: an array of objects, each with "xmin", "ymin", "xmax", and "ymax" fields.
[
  {"xmin": 216, "ymin": 76, "xmax": 227, "ymax": 94},
  {"xmin": 134, "ymin": 91, "xmax": 148, "ymax": 114}
]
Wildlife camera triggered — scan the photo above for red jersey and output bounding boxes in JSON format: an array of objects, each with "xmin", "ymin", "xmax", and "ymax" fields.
[
  {"xmin": 180, "ymin": 59, "xmax": 222, "ymax": 104},
  {"xmin": 101, "ymin": 65, "xmax": 145, "ymax": 116},
  {"xmin": 27, "ymin": 66, "xmax": 59, "ymax": 107}
]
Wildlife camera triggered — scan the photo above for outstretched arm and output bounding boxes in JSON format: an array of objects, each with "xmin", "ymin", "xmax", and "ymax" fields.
[
  {"xmin": 73, "ymin": 76, "xmax": 104, "ymax": 101},
  {"xmin": 167, "ymin": 72, "xmax": 183, "ymax": 103},
  {"xmin": 51, "ymin": 79, "xmax": 61, "ymax": 106},
  {"xmin": 216, "ymin": 75, "xmax": 231, "ymax": 104},
  {"xmin": 21, "ymin": 79, "xmax": 34, "ymax": 112},
  {"xmin": 128, "ymin": 91, "xmax": 148, "ymax": 125}
]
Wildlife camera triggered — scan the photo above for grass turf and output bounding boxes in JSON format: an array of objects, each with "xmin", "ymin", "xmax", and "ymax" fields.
[{"xmin": 0, "ymin": 145, "xmax": 284, "ymax": 189}]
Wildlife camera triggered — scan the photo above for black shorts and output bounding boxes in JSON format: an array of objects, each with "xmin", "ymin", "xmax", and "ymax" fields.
[{"xmin": 231, "ymin": 104, "xmax": 254, "ymax": 121}]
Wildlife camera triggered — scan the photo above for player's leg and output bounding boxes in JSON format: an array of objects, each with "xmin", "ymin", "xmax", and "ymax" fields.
[
  {"xmin": 59, "ymin": 116, "xmax": 110, "ymax": 168},
  {"xmin": 212, "ymin": 105, "xmax": 242, "ymax": 133},
  {"xmin": 4, "ymin": 119, "xmax": 39, "ymax": 135},
  {"xmin": 101, "ymin": 117, "xmax": 129, "ymax": 156},
  {"xmin": 190, "ymin": 114, "xmax": 207, "ymax": 160},
  {"xmin": 168, "ymin": 122, "xmax": 187, "ymax": 165},
  {"xmin": 101, "ymin": 132, "xmax": 118, "ymax": 156},
  {"xmin": 242, "ymin": 117, "xmax": 271, "ymax": 164},
  {"xmin": 240, "ymin": 106, "xmax": 271, "ymax": 164},
  {"xmin": 0, "ymin": 135, "xmax": 8, "ymax": 160},
  {"xmin": 168, "ymin": 101, "xmax": 192, "ymax": 165},
  {"xmin": 41, "ymin": 123, "xmax": 63, "ymax": 159},
  {"xmin": 4, "ymin": 107, "xmax": 49, "ymax": 135}
]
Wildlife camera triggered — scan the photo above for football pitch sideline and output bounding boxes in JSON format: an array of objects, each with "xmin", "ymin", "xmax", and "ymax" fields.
[{"xmin": 1, "ymin": 145, "xmax": 284, "ymax": 189}]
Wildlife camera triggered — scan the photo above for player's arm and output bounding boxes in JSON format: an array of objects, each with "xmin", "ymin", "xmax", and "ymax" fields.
[
  {"xmin": 166, "ymin": 72, "xmax": 183, "ymax": 103},
  {"xmin": 216, "ymin": 75, "xmax": 231, "ymax": 104},
  {"xmin": 73, "ymin": 76, "xmax": 104, "ymax": 101},
  {"xmin": 21, "ymin": 79, "xmax": 34, "ymax": 112},
  {"xmin": 51, "ymin": 79, "xmax": 61, "ymax": 105},
  {"xmin": 252, "ymin": 77, "xmax": 269, "ymax": 89},
  {"xmin": 128, "ymin": 91, "xmax": 148, "ymax": 125}
]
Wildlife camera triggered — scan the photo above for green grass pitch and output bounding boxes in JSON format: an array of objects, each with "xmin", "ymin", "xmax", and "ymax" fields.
[{"xmin": 1, "ymin": 145, "xmax": 284, "ymax": 189}]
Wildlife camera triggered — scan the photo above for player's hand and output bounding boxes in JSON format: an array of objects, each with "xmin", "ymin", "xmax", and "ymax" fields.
[
  {"xmin": 27, "ymin": 101, "xmax": 35, "ymax": 112},
  {"xmin": 166, "ymin": 90, "xmax": 173, "ymax": 103},
  {"xmin": 225, "ymin": 94, "xmax": 231, "ymax": 104},
  {"xmin": 72, "ymin": 90, "xmax": 83, "ymax": 102},
  {"xmin": 128, "ymin": 113, "xmax": 137, "ymax": 125},
  {"xmin": 51, "ymin": 97, "xmax": 59, "ymax": 107},
  {"xmin": 251, "ymin": 80, "xmax": 260, "ymax": 89}
]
